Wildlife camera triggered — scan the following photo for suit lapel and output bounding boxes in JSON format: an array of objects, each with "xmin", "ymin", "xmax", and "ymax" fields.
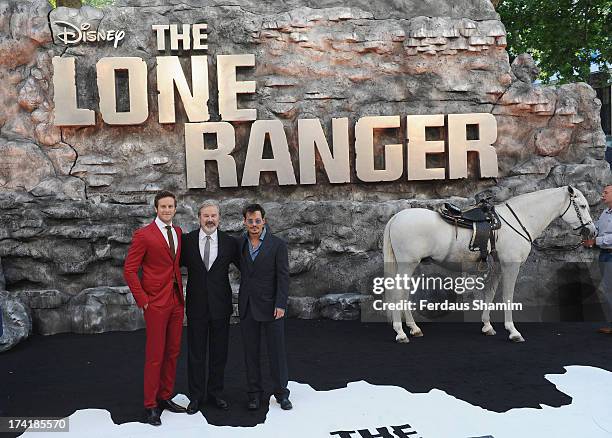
[
  {"xmin": 193, "ymin": 231, "xmax": 205, "ymax": 268},
  {"xmin": 241, "ymin": 236, "xmax": 254, "ymax": 274},
  {"xmin": 188, "ymin": 230, "xmax": 206, "ymax": 272},
  {"xmin": 150, "ymin": 222, "xmax": 173, "ymax": 260},
  {"xmin": 251, "ymin": 230, "xmax": 271, "ymax": 269},
  {"xmin": 173, "ymin": 225, "xmax": 181, "ymax": 261}
]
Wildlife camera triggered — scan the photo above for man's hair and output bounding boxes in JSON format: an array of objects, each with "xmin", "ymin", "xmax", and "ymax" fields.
[
  {"xmin": 154, "ymin": 190, "xmax": 177, "ymax": 208},
  {"xmin": 242, "ymin": 203, "xmax": 266, "ymax": 219},
  {"xmin": 198, "ymin": 200, "xmax": 220, "ymax": 216}
]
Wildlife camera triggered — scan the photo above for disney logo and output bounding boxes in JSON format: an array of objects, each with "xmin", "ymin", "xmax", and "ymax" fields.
[{"xmin": 53, "ymin": 21, "xmax": 126, "ymax": 48}]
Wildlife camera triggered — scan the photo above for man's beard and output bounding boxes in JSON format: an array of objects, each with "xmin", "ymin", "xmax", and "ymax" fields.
[{"xmin": 202, "ymin": 223, "xmax": 217, "ymax": 233}]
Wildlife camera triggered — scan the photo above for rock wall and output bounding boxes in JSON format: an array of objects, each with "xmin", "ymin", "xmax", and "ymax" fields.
[{"xmin": 0, "ymin": 0, "xmax": 608, "ymax": 337}]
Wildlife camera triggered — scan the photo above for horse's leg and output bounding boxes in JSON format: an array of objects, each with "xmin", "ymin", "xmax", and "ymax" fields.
[
  {"xmin": 400, "ymin": 263, "xmax": 422, "ymax": 337},
  {"xmin": 390, "ymin": 287, "xmax": 409, "ymax": 343},
  {"xmin": 481, "ymin": 273, "xmax": 501, "ymax": 336},
  {"xmin": 501, "ymin": 263, "xmax": 524, "ymax": 342},
  {"xmin": 405, "ymin": 310, "xmax": 423, "ymax": 337}
]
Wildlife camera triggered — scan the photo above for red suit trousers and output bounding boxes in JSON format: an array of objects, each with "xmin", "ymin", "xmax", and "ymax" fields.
[{"xmin": 143, "ymin": 291, "xmax": 184, "ymax": 408}]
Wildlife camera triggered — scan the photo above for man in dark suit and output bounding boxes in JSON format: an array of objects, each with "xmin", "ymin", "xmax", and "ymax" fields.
[
  {"xmin": 180, "ymin": 201, "xmax": 239, "ymax": 414},
  {"xmin": 124, "ymin": 190, "xmax": 187, "ymax": 426},
  {"xmin": 238, "ymin": 203, "xmax": 292, "ymax": 411}
]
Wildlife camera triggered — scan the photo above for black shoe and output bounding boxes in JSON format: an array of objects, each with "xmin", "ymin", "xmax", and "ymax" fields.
[
  {"xmin": 208, "ymin": 396, "xmax": 229, "ymax": 410},
  {"xmin": 277, "ymin": 398, "xmax": 293, "ymax": 410},
  {"xmin": 144, "ymin": 407, "xmax": 162, "ymax": 426},
  {"xmin": 247, "ymin": 397, "xmax": 261, "ymax": 410},
  {"xmin": 186, "ymin": 399, "xmax": 200, "ymax": 415},
  {"xmin": 158, "ymin": 398, "xmax": 187, "ymax": 413}
]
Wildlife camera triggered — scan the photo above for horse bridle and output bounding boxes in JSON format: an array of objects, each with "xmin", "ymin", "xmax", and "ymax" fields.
[
  {"xmin": 559, "ymin": 193, "xmax": 593, "ymax": 233},
  {"xmin": 500, "ymin": 193, "xmax": 593, "ymax": 250}
]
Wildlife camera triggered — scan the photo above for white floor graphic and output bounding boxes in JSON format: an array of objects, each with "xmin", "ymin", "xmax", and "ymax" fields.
[{"xmin": 20, "ymin": 365, "xmax": 612, "ymax": 438}]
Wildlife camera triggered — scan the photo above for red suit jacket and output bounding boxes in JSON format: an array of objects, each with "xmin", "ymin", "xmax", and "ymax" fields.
[{"xmin": 124, "ymin": 221, "xmax": 184, "ymax": 308}]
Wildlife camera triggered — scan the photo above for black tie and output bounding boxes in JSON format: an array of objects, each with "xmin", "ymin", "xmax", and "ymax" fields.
[{"xmin": 165, "ymin": 225, "xmax": 175, "ymax": 259}]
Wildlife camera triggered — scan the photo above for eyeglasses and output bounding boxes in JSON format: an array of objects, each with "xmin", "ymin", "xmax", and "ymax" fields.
[{"xmin": 246, "ymin": 219, "xmax": 263, "ymax": 225}]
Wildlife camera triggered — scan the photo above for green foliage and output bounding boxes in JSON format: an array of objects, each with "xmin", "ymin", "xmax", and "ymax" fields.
[
  {"xmin": 86, "ymin": 0, "xmax": 115, "ymax": 7},
  {"xmin": 497, "ymin": 0, "xmax": 611, "ymax": 84},
  {"xmin": 49, "ymin": 0, "xmax": 115, "ymax": 8}
]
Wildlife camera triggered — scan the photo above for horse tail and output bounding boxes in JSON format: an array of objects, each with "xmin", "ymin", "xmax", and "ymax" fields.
[
  {"xmin": 383, "ymin": 214, "xmax": 401, "ymax": 324},
  {"xmin": 383, "ymin": 214, "xmax": 398, "ymax": 278}
]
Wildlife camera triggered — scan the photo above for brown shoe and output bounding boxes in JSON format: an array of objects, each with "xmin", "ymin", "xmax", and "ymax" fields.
[{"xmin": 597, "ymin": 327, "xmax": 612, "ymax": 334}]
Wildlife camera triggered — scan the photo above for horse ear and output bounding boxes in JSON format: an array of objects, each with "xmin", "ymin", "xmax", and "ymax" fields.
[{"xmin": 568, "ymin": 185, "xmax": 575, "ymax": 195}]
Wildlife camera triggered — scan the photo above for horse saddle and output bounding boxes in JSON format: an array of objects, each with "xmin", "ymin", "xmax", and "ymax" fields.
[{"xmin": 438, "ymin": 200, "xmax": 501, "ymax": 262}]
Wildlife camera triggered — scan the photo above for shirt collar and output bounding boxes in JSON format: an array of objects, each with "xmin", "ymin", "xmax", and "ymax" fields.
[
  {"xmin": 200, "ymin": 228, "xmax": 218, "ymax": 241},
  {"xmin": 155, "ymin": 216, "xmax": 172, "ymax": 229}
]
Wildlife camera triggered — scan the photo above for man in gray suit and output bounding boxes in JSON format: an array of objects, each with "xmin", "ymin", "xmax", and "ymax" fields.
[{"xmin": 238, "ymin": 203, "xmax": 292, "ymax": 411}]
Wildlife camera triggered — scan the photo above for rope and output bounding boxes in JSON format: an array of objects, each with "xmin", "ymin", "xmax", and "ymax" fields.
[
  {"xmin": 499, "ymin": 203, "xmax": 583, "ymax": 252},
  {"xmin": 532, "ymin": 240, "xmax": 583, "ymax": 252}
]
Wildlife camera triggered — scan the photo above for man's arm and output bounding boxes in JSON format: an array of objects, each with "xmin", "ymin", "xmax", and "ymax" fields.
[
  {"xmin": 231, "ymin": 235, "xmax": 242, "ymax": 269},
  {"xmin": 123, "ymin": 229, "xmax": 149, "ymax": 308},
  {"xmin": 583, "ymin": 214, "xmax": 602, "ymax": 248},
  {"xmin": 596, "ymin": 232, "xmax": 612, "ymax": 247},
  {"xmin": 179, "ymin": 230, "xmax": 188, "ymax": 267},
  {"xmin": 274, "ymin": 239, "xmax": 289, "ymax": 313}
]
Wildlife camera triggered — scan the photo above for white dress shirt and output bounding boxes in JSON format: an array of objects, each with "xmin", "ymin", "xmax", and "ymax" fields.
[
  {"xmin": 199, "ymin": 228, "xmax": 218, "ymax": 269},
  {"xmin": 155, "ymin": 216, "xmax": 178, "ymax": 255}
]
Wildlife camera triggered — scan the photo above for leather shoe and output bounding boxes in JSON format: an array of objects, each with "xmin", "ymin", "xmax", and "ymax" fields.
[
  {"xmin": 186, "ymin": 400, "xmax": 200, "ymax": 415},
  {"xmin": 247, "ymin": 397, "xmax": 261, "ymax": 410},
  {"xmin": 277, "ymin": 398, "xmax": 293, "ymax": 410},
  {"xmin": 144, "ymin": 407, "xmax": 161, "ymax": 426},
  {"xmin": 598, "ymin": 327, "xmax": 612, "ymax": 334},
  {"xmin": 158, "ymin": 398, "xmax": 187, "ymax": 413},
  {"xmin": 208, "ymin": 396, "xmax": 229, "ymax": 410}
]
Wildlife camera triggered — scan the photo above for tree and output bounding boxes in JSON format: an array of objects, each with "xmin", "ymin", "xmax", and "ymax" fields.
[{"xmin": 496, "ymin": 0, "xmax": 611, "ymax": 84}]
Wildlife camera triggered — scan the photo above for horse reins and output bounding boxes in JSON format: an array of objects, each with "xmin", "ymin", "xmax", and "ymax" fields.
[
  {"xmin": 499, "ymin": 203, "xmax": 532, "ymax": 244},
  {"xmin": 499, "ymin": 195, "xmax": 591, "ymax": 252}
]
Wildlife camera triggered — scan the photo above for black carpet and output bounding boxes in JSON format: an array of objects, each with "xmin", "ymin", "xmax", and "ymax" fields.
[{"xmin": 1, "ymin": 320, "xmax": 611, "ymax": 436}]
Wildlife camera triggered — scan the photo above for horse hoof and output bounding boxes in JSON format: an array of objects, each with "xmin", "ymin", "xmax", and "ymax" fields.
[
  {"xmin": 483, "ymin": 328, "xmax": 496, "ymax": 336},
  {"xmin": 396, "ymin": 334, "xmax": 409, "ymax": 343},
  {"xmin": 411, "ymin": 330, "xmax": 423, "ymax": 337},
  {"xmin": 510, "ymin": 335, "xmax": 525, "ymax": 343}
]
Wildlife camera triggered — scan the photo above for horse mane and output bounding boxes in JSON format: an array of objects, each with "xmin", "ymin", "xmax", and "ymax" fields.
[{"xmin": 500, "ymin": 186, "xmax": 567, "ymax": 207}]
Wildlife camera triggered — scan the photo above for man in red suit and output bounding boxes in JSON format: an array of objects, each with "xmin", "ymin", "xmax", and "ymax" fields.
[{"xmin": 124, "ymin": 190, "xmax": 187, "ymax": 426}]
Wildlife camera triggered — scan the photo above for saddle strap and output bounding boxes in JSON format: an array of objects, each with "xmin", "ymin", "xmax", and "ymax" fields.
[{"xmin": 490, "ymin": 230, "xmax": 499, "ymax": 261}]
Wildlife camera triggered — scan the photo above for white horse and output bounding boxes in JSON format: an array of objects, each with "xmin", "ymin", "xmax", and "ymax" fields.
[{"xmin": 383, "ymin": 186, "xmax": 596, "ymax": 343}]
